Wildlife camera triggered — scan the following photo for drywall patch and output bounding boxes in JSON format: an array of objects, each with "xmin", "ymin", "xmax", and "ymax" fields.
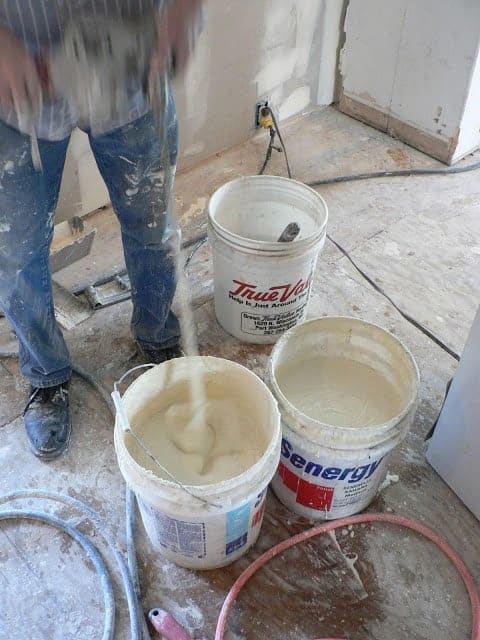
[
  {"xmin": 255, "ymin": 51, "xmax": 298, "ymax": 95},
  {"xmin": 263, "ymin": 0, "xmax": 297, "ymax": 50},
  {"xmin": 293, "ymin": 2, "xmax": 319, "ymax": 77},
  {"xmin": 279, "ymin": 86, "xmax": 311, "ymax": 120}
]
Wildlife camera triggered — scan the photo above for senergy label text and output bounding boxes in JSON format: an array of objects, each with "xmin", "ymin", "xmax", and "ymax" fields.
[{"xmin": 281, "ymin": 438, "xmax": 385, "ymax": 484}]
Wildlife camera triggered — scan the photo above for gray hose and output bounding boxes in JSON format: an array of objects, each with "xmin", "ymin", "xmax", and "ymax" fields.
[
  {"xmin": 0, "ymin": 509, "xmax": 115, "ymax": 640},
  {"xmin": 69, "ymin": 366, "xmax": 152, "ymax": 639},
  {"xmin": 0, "ymin": 490, "xmax": 144, "ymax": 640},
  {"xmin": 0, "ymin": 352, "xmax": 152, "ymax": 639},
  {"xmin": 126, "ymin": 488, "xmax": 153, "ymax": 640}
]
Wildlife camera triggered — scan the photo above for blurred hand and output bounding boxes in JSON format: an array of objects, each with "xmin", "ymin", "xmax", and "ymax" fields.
[
  {"xmin": 151, "ymin": 0, "xmax": 203, "ymax": 77},
  {"xmin": 0, "ymin": 26, "xmax": 41, "ymax": 110}
]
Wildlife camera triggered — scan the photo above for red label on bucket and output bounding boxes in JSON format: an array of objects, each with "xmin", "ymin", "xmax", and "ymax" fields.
[
  {"xmin": 273, "ymin": 437, "xmax": 390, "ymax": 519},
  {"xmin": 229, "ymin": 274, "xmax": 313, "ymax": 304},
  {"xmin": 278, "ymin": 462, "xmax": 334, "ymax": 511}
]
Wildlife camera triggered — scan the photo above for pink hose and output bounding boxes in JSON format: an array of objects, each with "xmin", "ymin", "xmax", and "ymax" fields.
[{"xmin": 214, "ymin": 513, "xmax": 480, "ymax": 640}]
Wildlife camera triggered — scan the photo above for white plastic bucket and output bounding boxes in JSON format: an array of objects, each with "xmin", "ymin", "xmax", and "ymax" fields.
[
  {"xmin": 269, "ymin": 317, "xmax": 419, "ymax": 520},
  {"xmin": 208, "ymin": 176, "xmax": 328, "ymax": 344},
  {"xmin": 114, "ymin": 356, "xmax": 281, "ymax": 569}
]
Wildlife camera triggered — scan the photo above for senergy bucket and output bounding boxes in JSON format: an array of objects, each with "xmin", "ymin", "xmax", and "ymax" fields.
[
  {"xmin": 114, "ymin": 356, "xmax": 281, "ymax": 569},
  {"xmin": 208, "ymin": 176, "xmax": 328, "ymax": 344},
  {"xmin": 269, "ymin": 317, "xmax": 419, "ymax": 520}
]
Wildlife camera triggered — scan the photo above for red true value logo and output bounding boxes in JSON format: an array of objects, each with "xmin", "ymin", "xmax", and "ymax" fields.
[{"xmin": 229, "ymin": 273, "xmax": 313, "ymax": 303}]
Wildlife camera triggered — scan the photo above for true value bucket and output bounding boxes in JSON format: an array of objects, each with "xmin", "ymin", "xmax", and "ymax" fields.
[
  {"xmin": 208, "ymin": 176, "xmax": 328, "ymax": 344},
  {"xmin": 114, "ymin": 356, "xmax": 281, "ymax": 569},
  {"xmin": 269, "ymin": 317, "xmax": 419, "ymax": 520}
]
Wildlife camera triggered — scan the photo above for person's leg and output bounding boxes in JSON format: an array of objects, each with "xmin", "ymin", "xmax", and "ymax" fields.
[
  {"xmin": 0, "ymin": 120, "xmax": 72, "ymax": 457},
  {"xmin": 88, "ymin": 84, "xmax": 180, "ymax": 355}
]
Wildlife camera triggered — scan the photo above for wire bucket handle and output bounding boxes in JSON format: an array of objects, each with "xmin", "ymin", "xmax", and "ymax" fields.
[{"xmin": 112, "ymin": 364, "xmax": 221, "ymax": 509}]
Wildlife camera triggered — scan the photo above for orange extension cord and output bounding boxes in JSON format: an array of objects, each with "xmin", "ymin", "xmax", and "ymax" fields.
[{"xmin": 213, "ymin": 513, "xmax": 480, "ymax": 640}]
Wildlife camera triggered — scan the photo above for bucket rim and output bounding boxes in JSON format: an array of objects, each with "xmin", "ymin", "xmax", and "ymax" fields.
[
  {"xmin": 268, "ymin": 316, "xmax": 420, "ymax": 445},
  {"xmin": 114, "ymin": 355, "xmax": 282, "ymax": 499},
  {"xmin": 208, "ymin": 175, "xmax": 328, "ymax": 252}
]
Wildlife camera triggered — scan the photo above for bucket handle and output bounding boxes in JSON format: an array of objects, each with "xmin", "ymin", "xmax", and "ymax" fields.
[{"xmin": 112, "ymin": 364, "xmax": 222, "ymax": 510}]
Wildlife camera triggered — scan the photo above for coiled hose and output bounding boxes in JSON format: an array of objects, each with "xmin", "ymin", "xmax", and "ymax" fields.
[
  {"xmin": 0, "ymin": 490, "xmax": 143, "ymax": 640},
  {"xmin": 0, "ymin": 353, "xmax": 150, "ymax": 639}
]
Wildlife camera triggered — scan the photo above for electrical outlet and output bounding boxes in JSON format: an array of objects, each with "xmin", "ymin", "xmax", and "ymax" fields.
[{"xmin": 255, "ymin": 100, "xmax": 269, "ymax": 128}]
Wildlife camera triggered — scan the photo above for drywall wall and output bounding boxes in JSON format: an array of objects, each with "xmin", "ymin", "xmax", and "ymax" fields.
[
  {"xmin": 175, "ymin": 0, "xmax": 345, "ymax": 165},
  {"xmin": 455, "ymin": 42, "xmax": 480, "ymax": 162},
  {"xmin": 339, "ymin": 0, "xmax": 480, "ymax": 164},
  {"xmin": 339, "ymin": 0, "xmax": 406, "ymax": 129},
  {"xmin": 56, "ymin": 0, "xmax": 344, "ymax": 221}
]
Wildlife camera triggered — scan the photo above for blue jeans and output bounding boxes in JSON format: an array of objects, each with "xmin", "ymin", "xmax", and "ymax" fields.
[{"xmin": 0, "ymin": 103, "xmax": 180, "ymax": 388}]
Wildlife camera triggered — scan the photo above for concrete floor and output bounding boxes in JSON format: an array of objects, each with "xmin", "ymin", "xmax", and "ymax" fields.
[{"xmin": 1, "ymin": 106, "xmax": 479, "ymax": 639}]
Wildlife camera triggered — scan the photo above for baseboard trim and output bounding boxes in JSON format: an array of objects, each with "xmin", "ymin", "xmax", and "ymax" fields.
[{"xmin": 338, "ymin": 94, "xmax": 459, "ymax": 165}]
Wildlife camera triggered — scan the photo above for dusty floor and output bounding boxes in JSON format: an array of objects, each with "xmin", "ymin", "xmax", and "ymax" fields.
[{"xmin": 1, "ymin": 106, "xmax": 479, "ymax": 639}]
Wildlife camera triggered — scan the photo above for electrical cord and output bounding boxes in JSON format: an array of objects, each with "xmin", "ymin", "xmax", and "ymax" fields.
[
  {"xmin": 182, "ymin": 227, "xmax": 461, "ymax": 362},
  {"xmin": 268, "ymin": 106, "xmax": 292, "ymax": 179},
  {"xmin": 258, "ymin": 125, "xmax": 278, "ymax": 176},
  {"xmin": 211, "ymin": 513, "xmax": 480, "ymax": 640},
  {"xmin": 184, "ymin": 236, "xmax": 208, "ymax": 271},
  {"xmin": 258, "ymin": 105, "xmax": 292, "ymax": 179},
  {"xmin": 307, "ymin": 159, "xmax": 480, "ymax": 186},
  {"xmin": 69, "ymin": 105, "xmax": 479, "ymax": 365},
  {"xmin": 259, "ymin": 105, "xmax": 480, "ymax": 183},
  {"xmin": 256, "ymin": 105, "xmax": 464, "ymax": 362},
  {"xmin": 326, "ymin": 234, "xmax": 461, "ymax": 361}
]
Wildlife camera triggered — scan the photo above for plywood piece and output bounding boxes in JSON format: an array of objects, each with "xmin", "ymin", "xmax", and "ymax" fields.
[
  {"xmin": 52, "ymin": 280, "xmax": 93, "ymax": 330},
  {"xmin": 50, "ymin": 219, "xmax": 96, "ymax": 273}
]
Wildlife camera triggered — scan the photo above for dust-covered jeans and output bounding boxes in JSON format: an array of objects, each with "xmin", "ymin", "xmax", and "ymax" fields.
[{"xmin": 0, "ymin": 104, "xmax": 180, "ymax": 388}]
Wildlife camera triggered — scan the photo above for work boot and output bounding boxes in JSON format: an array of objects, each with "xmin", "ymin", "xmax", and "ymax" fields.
[
  {"xmin": 139, "ymin": 343, "xmax": 184, "ymax": 365},
  {"xmin": 23, "ymin": 381, "xmax": 71, "ymax": 459}
]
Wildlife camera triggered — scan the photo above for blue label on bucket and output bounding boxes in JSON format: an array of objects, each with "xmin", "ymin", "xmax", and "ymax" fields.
[
  {"xmin": 138, "ymin": 498, "xmax": 207, "ymax": 558},
  {"xmin": 226, "ymin": 533, "xmax": 248, "ymax": 556},
  {"xmin": 225, "ymin": 502, "xmax": 251, "ymax": 556}
]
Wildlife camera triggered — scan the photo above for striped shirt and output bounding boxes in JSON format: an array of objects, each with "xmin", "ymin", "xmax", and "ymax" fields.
[{"xmin": 0, "ymin": 0, "xmax": 162, "ymax": 139}]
